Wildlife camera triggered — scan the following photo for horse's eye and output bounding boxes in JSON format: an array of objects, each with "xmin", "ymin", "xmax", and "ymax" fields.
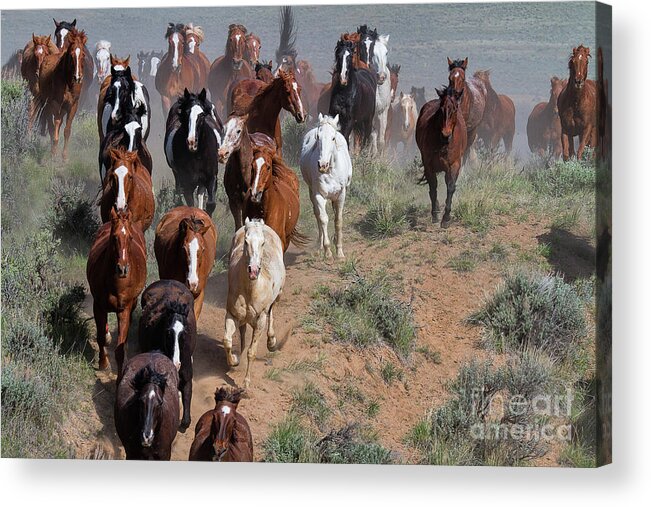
[{"xmin": 236, "ymin": 129, "xmax": 241, "ymax": 134}]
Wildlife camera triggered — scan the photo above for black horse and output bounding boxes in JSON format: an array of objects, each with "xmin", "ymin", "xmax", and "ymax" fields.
[
  {"xmin": 357, "ymin": 24, "xmax": 378, "ymax": 68},
  {"xmin": 164, "ymin": 88, "xmax": 223, "ymax": 217},
  {"xmin": 138, "ymin": 280, "xmax": 197, "ymax": 433},
  {"xmin": 114, "ymin": 352, "xmax": 180, "ymax": 460},
  {"xmin": 328, "ymin": 39, "xmax": 377, "ymax": 148}
]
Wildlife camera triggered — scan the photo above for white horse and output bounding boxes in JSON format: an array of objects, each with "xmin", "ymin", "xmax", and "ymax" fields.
[
  {"xmin": 370, "ymin": 34, "xmax": 391, "ymax": 156},
  {"xmin": 224, "ymin": 218, "xmax": 286, "ymax": 388},
  {"xmin": 300, "ymin": 113, "xmax": 352, "ymax": 259},
  {"xmin": 95, "ymin": 40, "xmax": 111, "ymax": 85}
]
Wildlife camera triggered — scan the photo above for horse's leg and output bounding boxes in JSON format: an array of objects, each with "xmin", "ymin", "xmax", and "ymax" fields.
[
  {"xmin": 205, "ymin": 173, "xmax": 217, "ymax": 217},
  {"xmin": 228, "ymin": 196, "xmax": 243, "ymax": 230},
  {"xmin": 244, "ymin": 311, "xmax": 267, "ymax": 389},
  {"xmin": 426, "ymin": 170, "xmax": 439, "ymax": 224},
  {"xmin": 577, "ymin": 126, "xmax": 592, "ymax": 160},
  {"xmin": 115, "ymin": 304, "xmax": 133, "ymax": 380},
  {"xmin": 223, "ymin": 311, "xmax": 240, "ymax": 367},
  {"xmin": 193, "ymin": 290, "xmax": 205, "ymax": 321},
  {"xmin": 267, "ymin": 301, "xmax": 277, "ymax": 351},
  {"xmin": 333, "ymin": 191, "xmax": 346, "ymax": 259},
  {"xmin": 183, "ymin": 187, "xmax": 195, "ymax": 209},
  {"xmin": 51, "ymin": 111, "xmax": 62, "ymax": 158},
  {"xmin": 313, "ymin": 193, "xmax": 331, "ymax": 259},
  {"xmin": 377, "ymin": 108, "xmax": 388, "ymax": 156},
  {"xmin": 178, "ymin": 363, "xmax": 192, "ymax": 432},
  {"xmin": 308, "ymin": 191, "xmax": 324, "ymax": 255},
  {"xmin": 441, "ymin": 166, "xmax": 459, "ymax": 228},
  {"xmin": 62, "ymin": 101, "xmax": 79, "ymax": 162},
  {"xmin": 94, "ymin": 301, "xmax": 110, "ymax": 370}
]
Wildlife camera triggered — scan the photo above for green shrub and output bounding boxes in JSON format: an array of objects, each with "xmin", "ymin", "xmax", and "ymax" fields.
[
  {"xmin": 316, "ymin": 424, "xmax": 393, "ymax": 464},
  {"xmin": 281, "ymin": 116, "xmax": 308, "ymax": 167},
  {"xmin": 528, "ymin": 158, "xmax": 595, "ymax": 197},
  {"xmin": 1, "ymin": 79, "xmax": 39, "ymax": 163},
  {"xmin": 263, "ymin": 415, "xmax": 317, "ymax": 463},
  {"xmin": 291, "ymin": 382, "xmax": 330, "ymax": 427},
  {"xmin": 46, "ymin": 178, "xmax": 101, "ymax": 249}
]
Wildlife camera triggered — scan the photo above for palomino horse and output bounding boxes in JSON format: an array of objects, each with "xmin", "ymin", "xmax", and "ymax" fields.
[
  {"xmin": 155, "ymin": 23, "xmax": 204, "ymax": 116},
  {"xmin": 99, "ymin": 147, "xmax": 155, "ymax": 231},
  {"xmin": 35, "ymin": 29, "xmax": 88, "ymax": 160},
  {"xmin": 328, "ymin": 39, "xmax": 377, "ymax": 148},
  {"xmin": 245, "ymin": 33, "xmax": 262, "ymax": 67},
  {"xmin": 189, "ymin": 387, "xmax": 254, "ymax": 461},
  {"xmin": 21, "ymin": 34, "xmax": 57, "ymax": 97},
  {"xmin": 416, "ymin": 86, "xmax": 468, "ymax": 228},
  {"xmin": 94, "ymin": 40, "xmax": 112, "ymax": 85},
  {"xmin": 224, "ymin": 218, "xmax": 286, "ymax": 389},
  {"xmin": 184, "ymin": 23, "xmax": 211, "ymax": 86},
  {"xmin": 154, "ymin": 207, "xmax": 217, "ymax": 320},
  {"xmin": 115, "ymin": 352, "xmax": 179, "ymax": 460},
  {"xmin": 87, "ymin": 208, "xmax": 147, "ymax": 376},
  {"xmin": 164, "ymin": 88, "xmax": 222, "ymax": 216},
  {"xmin": 53, "ymin": 19, "xmax": 94, "ymax": 110},
  {"xmin": 527, "ymin": 76, "xmax": 566, "ymax": 158},
  {"xmin": 208, "ymin": 24, "xmax": 254, "ymax": 118},
  {"xmin": 387, "ymin": 92, "xmax": 418, "ymax": 153},
  {"xmin": 474, "ymin": 70, "xmax": 515, "ymax": 153},
  {"xmin": 447, "ymin": 57, "xmax": 487, "ymax": 153},
  {"xmin": 139, "ymin": 280, "xmax": 197, "ymax": 433},
  {"xmin": 243, "ymin": 137, "xmax": 306, "ymax": 253},
  {"xmin": 300, "ymin": 114, "xmax": 353, "ymax": 259},
  {"xmin": 557, "ymin": 45, "xmax": 598, "ymax": 160}
]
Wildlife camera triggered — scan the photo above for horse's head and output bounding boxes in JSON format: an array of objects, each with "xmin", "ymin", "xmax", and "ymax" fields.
[
  {"xmin": 166, "ymin": 23, "xmax": 186, "ymax": 70},
  {"xmin": 278, "ymin": 69, "xmax": 305, "ymax": 123},
  {"xmin": 248, "ymin": 140, "xmax": 275, "ymax": 204},
  {"xmin": 210, "ymin": 387, "xmax": 244, "ymax": 461},
  {"xmin": 131, "ymin": 364, "xmax": 168, "ymax": 448},
  {"xmin": 356, "ymin": 25, "xmax": 378, "ymax": 68},
  {"xmin": 315, "ymin": 113, "xmax": 341, "ymax": 173},
  {"xmin": 184, "ymin": 23, "xmax": 204, "ymax": 54},
  {"xmin": 178, "ymin": 88, "xmax": 213, "ymax": 152},
  {"xmin": 245, "ymin": 33, "xmax": 261, "ymax": 66},
  {"xmin": 121, "ymin": 106, "xmax": 146, "ymax": 152},
  {"xmin": 550, "ymin": 76, "xmax": 566, "ymax": 114},
  {"xmin": 334, "ymin": 39, "xmax": 354, "ymax": 87},
  {"xmin": 388, "ymin": 64, "xmax": 400, "ymax": 101},
  {"xmin": 161, "ymin": 302, "xmax": 190, "ymax": 371},
  {"xmin": 372, "ymin": 34, "xmax": 389, "ymax": 84},
  {"xmin": 255, "ymin": 60, "xmax": 274, "ymax": 83},
  {"xmin": 31, "ymin": 34, "xmax": 52, "ymax": 77},
  {"xmin": 150, "ymin": 53, "xmax": 163, "ymax": 77},
  {"xmin": 53, "ymin": 18, "xmax": 76, "ymax": 49},
  {"xmin": 569, "ymin": 45, "xmax": 591, "ymax": 89},
  {"xmin": 399, "ymin": 92, "xmax": 417, "ymax": 132},
  {"xmin": 179, "ymin": 215, "xmax": 210, "ymax": 294},
  {"xmin": 136, "ymin": 51, "xmax": 148, "ymax": 77},
  {"xmin": 106, "ymin": 148, "xmax": 140, "ymax": 214},
  {"xmin": 107, "ymin": 64, "xmax": 135, "ymax": 123},
  {"xmin": 227, "ymin": 24, "xmax": 248, "ymax": 71},
  {"xmin": 447, "ymin": 57, "xmax": 468, "ymax": 93},
  {"xmin": 243, "ymin": 217, "xmax": 265, "ymax": 280},
  {"xmin": 109, "ymin": 206, "xmax": 134, "ymax": 277},
  {"xmin": 95, "ymin": 41, "xmax": 112, "ymax": 83},
  {"xmin": 219, "ymin": 114, "xmax": 247, "ymax": 163},
  {"xmin": 437, "ymin": 86, "xmax": 463, "ymax": 139},
  {"xmin": 65, "ymin": 30, "xmax": 87, "ymax": 84},
  {"xmin": 296, "ymin": 60, "xmax": 312, "ymax": 78}
]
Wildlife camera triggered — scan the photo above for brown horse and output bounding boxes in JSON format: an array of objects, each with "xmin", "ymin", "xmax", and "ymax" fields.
[
  {"xmin": 99, "ymin": 148, "xmax": 155, "ymax": 231},
  {"xmin": 255, "ymin": 60, "xmax": 274, "ymax": 83},
  {"xmin": 184, "ymin": 23, "xmax": 211, "ymax": 86},
  {"xmin": 385, "ymin": 64, "xmax": 401, "ymax": 146},
  {"xmin": 21, "ymin": 34, "xmax": 58, "ymax": 97},
  {"xmin": 115, "ymin": 352, "xmax": 179, "ymax": 460},
  {"xmin": 208, "ymin": 24, "xmax": 254, "ymax": 118},
  {"xmin": 154, "ymin": 207, "xmax": 217, "ymax": 320},
  {"xmin": 296, "ymin": 59, "xmax": 325, "ymax": 121},
  {"xmin": 387, "ymin": 91, "xmax": 418, "ymax": 153},
  {"xmin": 87, "ymin": 208, "xmax": 147, "ymax": 376},
  {"xmin": 155, "ymin": 23, "xmax": 204, "ymax": 116},
  {"xmin": 244, "ymin": 139, "xmax": 305, "ymax": 252},
  {"xmin": 474, "ymin": 70, "xmax": 515, "ymax": 153},
  {"xmin": 245, "ymin": 33, "xmax": 262, "ymax": 67},
  {"xmin": 527, "ymin": 76, "xmax": 566, "ymax": 158},
  {"xmin": 557, "ymin": 45, "xmax": 598, "ymax": 160},
  {"xmin": 447, "ymin": 57, "xmax": 487, "ymax": 154},
  {"xmin": 188, "ymin": 387, "xmax": 253, "ymax": 461},
  {"xmin": 35, "ymin": 29, "xmax": 88, "ymax": 160},
  {"xmin": 416, "ymin": 86, "xmax": 468, "ymax": 228}
]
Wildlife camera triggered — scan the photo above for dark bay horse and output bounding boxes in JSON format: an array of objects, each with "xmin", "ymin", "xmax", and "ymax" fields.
[
  {"xmin": 155, "ymin": 23, "xmax": 204, "ymax": 116},
  {"xmin": 416, "ymin": 86, "xmax": 467, "ymax": 228},
  {"xmin": 447, "ymin": 57, "xmax": 487, "ymax": 153},
  {"xmin": 208, "ymin": 24, "xmax": 254, "ymax": 118},
  {"xmin": 474, "ymin": 70, "xmax": 515, "ymax": 153},
  {"xmin": 139, "ymin": 280, "xmax": 197, "ymax": 432},
  {"xmin": 189, "ymin": 387, "xmax": 253, "ymax": 462},
  {"xmin": 87, "ymin": 208, "xmax": 147, "ymax": 376},
  {"xmin": 35, "ymin": 29, "xmax": 88, "ymax": 160},
  {"xmin": 557, "ymin": 45, "xmax": 598, "ymax": 160},
  {"xmin": 328, "ymin": 39, "xmax": 377, "ymax": 148},
  {"xmin": 527, "ymin": 76, "xmax": 566, "ymax": 158},
  {"xmin": 99, "ymin": 147, "xmax": 155, "ymax": 231},
  {"xmin": 164, "ymin": 88, "xmax": 222, "ymax": 216},
  {"xmin": 154, "ymin": 207, "xmax": 217, "ymax": 320},
  {"xmin": 115, "ymin": 352, "xmax": 179, "ymax": 460}
]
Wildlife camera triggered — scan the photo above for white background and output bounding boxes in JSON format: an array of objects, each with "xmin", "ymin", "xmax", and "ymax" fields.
[{"xmin": 1, "ymin": 0, "xmax": 648, "ymax": 504}]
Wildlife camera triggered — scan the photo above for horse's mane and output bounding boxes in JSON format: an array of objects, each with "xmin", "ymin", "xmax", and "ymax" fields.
[
  {"xmin": 319, "ymin": 114, "xmax": 340, "ymax": 131},
  {"xmin": 185, "ymin": 23, "xmax": 204, "ymax": 44},
  {"xmin": 389, "ymin": 63, "xmax": 401, "ymax": 75},
  {"xmin": 448, "ymin": 58, "xmax": 467, "ymax": 71},
  {"xmin": 96, "ymin": 40, "xmax": 111, "ymax": 52},
  {"xmin": 276, "ymin": 5, "xmax": 298, "ymax": 63},
  {"xmin": 132, "ymin": 364, "xmax": 168, "ymax": 392},
  {"xmin": 256, "ymin": 60, "xmax": 273, "ymax": 72},
  {"xmin": 215, "ymin": 386, "xmax": 243, "ymax": 405},
  {"xmin": 66, "ymin": 29, "xmax": 88, "ymax": 48},
  {"xmin": 165, "ymin": 23, "xmax": 185, "ymax": 39}
]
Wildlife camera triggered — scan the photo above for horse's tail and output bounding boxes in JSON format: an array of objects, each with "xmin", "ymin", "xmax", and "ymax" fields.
[
  {"xmin": 276, "ymin": 5, "xmax": 298, "ymax": 63},
  {"xmin": 288, "ymin": 227, "xmax": 311, "ymax": 249}
]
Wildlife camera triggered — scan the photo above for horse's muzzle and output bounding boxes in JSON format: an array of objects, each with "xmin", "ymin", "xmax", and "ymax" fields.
[
  {"xmin": 318, "ymin": 161, "xmax": 330, "ymax": 173},
  {"xmin": 232, "ymin": 59, "xmax": 243, "ymax": 71},
  {"xmin": 212, "ymin": 445, "xmax": 227, "ymax": 461},
  {"xmin": 141, "ymin": 431, "xmax": 154, "ymax": 448},
  {"xmin": 218, "ymin": 149, "xmax": 230, "ymax": 164},
  {"xmin": 187, "ymin": 138, "xmax": 198, "ymax": 152},
  {"xmin": 116, "ymin": 264, "xmax": 129, "ymax": 278},
  {"xmin": 574, "ymin": 78, "xmax": 585, "ymax": 89},
  {"xmin": 339, "ymin": 77, "xmax": 348, "ymax": 87},
  {"xmin": 377, "ymin": 73, "xmax": 386, "ymax": 85},
  {"xmin": 295, "ymin": 111, "xmax": 305, "ymax": 123},
  {"xmin": 251, "ymin": 191, "xmax": 263, "ymax": 204},
  {"xmin": 247, "ymin": 264, "xmax": 260, "ymax": 280}
]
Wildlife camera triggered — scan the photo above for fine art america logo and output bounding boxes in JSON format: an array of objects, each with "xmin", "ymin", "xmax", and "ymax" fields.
[{"xmin": 470, "ymin": 388, "xmax": 575, "ymax": 442}]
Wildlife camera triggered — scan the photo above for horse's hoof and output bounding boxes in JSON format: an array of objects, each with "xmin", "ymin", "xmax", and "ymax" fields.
[
  {"xmin": 178, "ymin": 420, "xmax": 190, "ymax": 433},
  {"xmin": 267, "ymin": 336, "xmax": 277, "ymax": 351},
  {"xmin": 243, "ymin": 378, "xmax": 251, "ymax": 389},
  {"xmin": 336, "ymin": 250, "xmax": 345, "ymax": 260},
  {"xmin": 105, "ymin": 332, "xmax": 112, "ymax": 345},
  {"xmin": 227, "ymin": 355, "xmax": 240, "ymax": 367},
  {"xmin": 440, "ymin": 219, "xmax": 451, "ymax": 229},
  {"xmin": 98, "ymin": 356, "xmax": 110, "ymax": 371}
]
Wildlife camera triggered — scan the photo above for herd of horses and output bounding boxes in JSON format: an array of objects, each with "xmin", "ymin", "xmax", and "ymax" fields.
[{"xmin": 7, "ymin": 7, "xmax": 608, "ymax": 461}]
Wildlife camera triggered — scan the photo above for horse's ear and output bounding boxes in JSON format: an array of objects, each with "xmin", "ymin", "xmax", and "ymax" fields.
[
  {"xmin": 333, "ymin": 114, "xmax": 340, "ymax": 129},
  {"xmin": 125, "ymin": 55, "xmax": 130, "ymax": 66},
  {"xmin": 45, "ymin": 35, "xmax": 51, "ymax": 45},
  {"xmin": 318, "ymin": 112, "xmax": 323, "ymax": 123},
  {"xmin": 71, "ymin": 19, "xmax": 77, "ymax": 27},
  {"xmin": 183, "ymin": 88, "xmax": 190, "ymax": 99},
  {"xmin": 53, "ymin": 18, "xmax": 59, "ymax": 27},
  {"xmin": 447, "ymin": 56, "xmax": 453, "ymax": 67},
  {"xmin": 436, "ymin": 87, "xmax": 444, "ymax": 98},
  {"xmin": 462, "ymin": 57, "xmax": 468, "ymax": 69},
  {"xmin": 400, "ymin": 91, "xmax": 404, "ymax": 99},
  {"xmin": 244, "ymin": 217, "xmax": 250, "ymax": 226},
  {"xmin": 179, "ymin": 217, "xmax": 189, "ymax": 234},
  {"xmin": 169, "ymin": 22, "xmax": 175, "ymax": 27},
  {"xmin": 199, "ymin": 88, "xmax": 207, "ymax": 102}
]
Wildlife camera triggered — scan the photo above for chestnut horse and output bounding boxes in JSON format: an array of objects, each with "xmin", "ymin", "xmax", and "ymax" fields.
[
  {"xmin": 87, "ymin": 208, "xmax": 147, "ymax": 376},
  {"xmin": 154, "ymin": 207, "xmax": 217, "ymax": 320},
  {"xmin": 208, "ymin": 24, "xmax": 254, "ymax": 118},
  {"xmin": 474, "ymin": 70, "xmax": 515, "ymax": 153},
  {"xmin": 21, "ymin": 34, "xmax": 57, "ymax": 97},
  {"xmin": 447, "ymin": 57, "xmax": 486, "ymax": 154},
  {"xmin": 527, "ymin": 77, "xmax": 566, "ymax": 158},
  {"xmin": 155, "ymin": 23, "xmax": 204, "ymax": 116},
  {"xmin": 245, "ymin": 33, "xmax": 262, "ymax": 67},
  {"xmin": 35, "ymin": 29, "xmax": 88, "ymax": 160},
  {"xmin": 255, "ymin": 60, "xmax": 274, "ymax": 83},
  {"xmin": 52, "ymin": 19, "xmax": 94, "ymax": 110},
  {"xmin": 184, "ymin": 23, "xmax": 211, "ymax": 85},
  {"xmin": 115, "ymin": 352, "xmax": 179, "ymax": 460},
  {"xmin": 557, "ymin": 45, "xmax": 598, "ymax": 160},
  {"xmin": 416, "ymin": 86, "xmax": 467, "ymax": 228},
  {"xmin": 189, "ymin": 387, "xmax": 253, "ymax": 461},
  {"xmin": 99, "ymin": 147, "xmax": 155, "ymax": 231}
]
